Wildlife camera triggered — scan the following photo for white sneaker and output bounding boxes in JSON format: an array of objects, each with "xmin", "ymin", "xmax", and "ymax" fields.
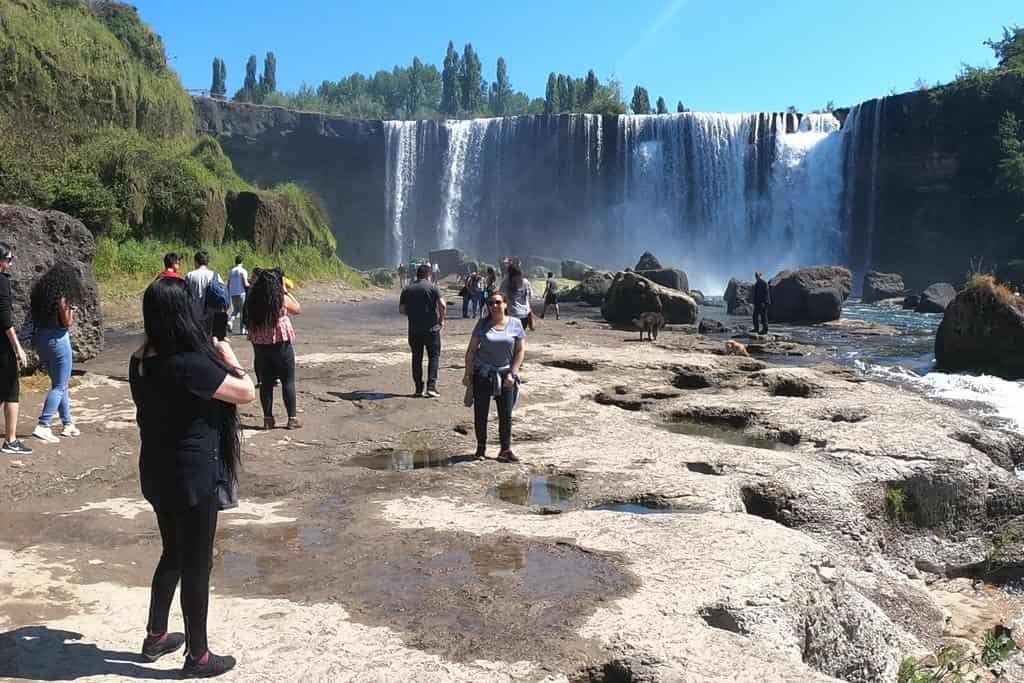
[
  {"xmin": 32, "ymin": 425, "xmax": 60, "ymax": 443},
  {"xmin": 62, "ymin": 424, "xmax": 81, "ymax": 438}
]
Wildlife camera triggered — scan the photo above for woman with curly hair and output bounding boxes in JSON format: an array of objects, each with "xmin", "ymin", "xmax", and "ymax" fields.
[
  {"xmin": 244, "ymin": 268, "xmax": 302, "ymax": 430},
  {"xmin": 30, "ymin": 262, "xmax": 84, "ymax": 443}
]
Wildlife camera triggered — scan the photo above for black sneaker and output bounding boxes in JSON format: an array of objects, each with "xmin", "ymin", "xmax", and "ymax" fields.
[
  {"xmin": 141, "ymin": 632, "xmax": 184, "ymax": 662},
  {"xmin": 496, "ymin": 450, "xmax": 520, "ymax": 463},
  {"xmin": 474, "ymin": 445, "xmax": 487, "ymax": 459},
  {"xmin": 413, "ymin": 386, "xmax": 424, "ymax": 398},
  {"xmin": 1, "ymin": 439, "xmax": 32, "ymax": 455},
  {"xmin": 182, "ymin": 651, "xmax": 236, "ymax": 678}
]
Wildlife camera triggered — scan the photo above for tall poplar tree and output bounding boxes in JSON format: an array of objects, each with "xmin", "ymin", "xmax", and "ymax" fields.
[
  {"xmin": 440, "ymin": 41, "xmax": 460, "ymax": 116},
  {"xmin": 460, "ymin": 43, "xmax": 483, "ymax": 113},
  {"xmin": 676, "ymin": 100, "xmax": 686, "ymax": 113},
  {"xmin": 631, "ymin": 86, "xmax": 651, "ymax": 114},
  {"xmin": 656, "ymin": 96, "xmax": 668, "ymax": 114},
  {"xmin": 210, "ymin": 57, "xmax": 227, "ymax": 98},
  {"xmin": 544, "ymin": 72, "xmax": 558, "ymax": 114},
  {"xmin": 261, "ymin": 51, "xmax": 277, "ymax": 95},
  {"xmin": 583, "ymin": 69, "xmax": 598, "ymax": 106},
  {"xmin": 492, "ymin": 57, "xmax": 512, "ymax": 116},
  {"xmin": 243, "ymin": 55, "xmax": 258, "ymax": 99}
]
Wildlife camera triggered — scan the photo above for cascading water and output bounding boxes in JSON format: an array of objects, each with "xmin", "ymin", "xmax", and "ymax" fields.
[
  {"xmin": 841, "ymin": 97, "xmax": 887, "ymax": 282},
  {"xmin": 383, "ymin": 110, "xmax": 868, "ymax": 291}
]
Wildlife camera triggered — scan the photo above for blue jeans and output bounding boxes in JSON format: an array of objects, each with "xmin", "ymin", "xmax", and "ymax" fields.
[{"xmin": 36, "ymin": 328, "xmax": 73, "ymax": 426}]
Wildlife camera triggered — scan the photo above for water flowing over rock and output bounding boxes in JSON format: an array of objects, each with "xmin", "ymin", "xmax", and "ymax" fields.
[
  {"xmin": 935, "ymin": 277, "xmax": 1024, "ymax": 378},
  {"xmin": 769, "ymin": 267, "xmax": 852, "ymax": 323},
  {"xmin": 602, "ymin": 272, "xmax": 698, "ymax": 325},
  {"xmin": 862, "ymin": 271, "xmax": 904, "ymax": 303},
  {"xmin": 915, "ymin": 283, "xmax": 956, "ymax": 313},
  {"xmin": 0, "ymin": 205, "xmax": 103, "ymax": 366},
  {"xmin": 842, "ymin": 99, "xmax": 887, "ymax": 278}
]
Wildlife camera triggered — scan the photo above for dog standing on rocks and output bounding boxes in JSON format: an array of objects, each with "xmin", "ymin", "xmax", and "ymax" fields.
[{"xmin": 633, "ymin": 312, "xmax": 666, "ymax": 342}]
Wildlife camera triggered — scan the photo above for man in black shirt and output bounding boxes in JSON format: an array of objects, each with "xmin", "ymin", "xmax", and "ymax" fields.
[
  {"xmin": 399, "ymin": 264, "xmax": 447, "ymax": 398},
  {"xmin": 753, "ymin": 271, "xmax": 770, "ymax": 335},
  {"xmin": 0, "ymin": 243, "xmax": 31, "ymax": 455}
]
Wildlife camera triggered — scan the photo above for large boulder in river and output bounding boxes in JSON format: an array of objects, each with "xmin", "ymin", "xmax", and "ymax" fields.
[
  {"xmin": 637, "ymin": 268, "xmax": 689, "ymax": 292},
  {"xmin": 635, "ymin": 251, "xmax": 662, "ymax": 271},
  {"xmin": 863, "ymin": 271, "xmax": 905, "ymax": 304},
  {"xmin": 768, "ymin": 266, "xmax": 852, "ymax": 323},
  {"xmin": 724, "ymin": 278, "xmax": 754, "ymax": 315},
  {"xmin": 561, "ymin": 259, "xmax": 592, "ymax": 281},
  {"xmin": 563, "ymin": 270, "xmax": 613, "ymax": 305},
  {"xmin": 602, "ymin": 271, "xmax": 698, "ymax": 325},
  {"xmin": 935, "ymin": 276, "xmax": 1024, "ymax": 378},
  {"xmin": 0, "ymin": 205, "xmax": 103, "ymax": 366},
  {"xmin": 915, "ymin": 283, "xmax": 956, "ymax": 313}
]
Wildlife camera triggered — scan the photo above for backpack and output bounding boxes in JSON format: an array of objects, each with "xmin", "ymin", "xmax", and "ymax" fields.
[{"xmin": 205, "ymin": 274, "xmax": 230, "ymax": 311}]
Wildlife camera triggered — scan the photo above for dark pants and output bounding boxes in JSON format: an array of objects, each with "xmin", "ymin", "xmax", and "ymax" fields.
[
  {"xmin": 753, "ymin": 303, "xmax": 769, "ymax": 334},
  {"xmin": 473, "ymin": 371, "xmax": 514, "ymax": 451},
  {"xmin": 148, "ymin": 497, "xmax": 219, "ymax": 658},
  {"xmin": 409, "ymin": 331, "xmax": 441, "ymax": 392},
  {"xmin": 462, "ymin": 295, "xmax": 470, "ymax": 318},
  {"xmin": 253, "ymin": 342, "xmax": 297, "ymax": 418}
]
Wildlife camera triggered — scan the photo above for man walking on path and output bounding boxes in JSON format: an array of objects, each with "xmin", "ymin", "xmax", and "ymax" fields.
[
  {"xmin": 399, "ymin": 264, "xmax": 446, "ymax": 398},
  {"xmin": 0, "ymin": 243, "xmax": 31, "ymax": 455},
  {"xmin": 753, "ymin": 271, "xmax": 770, "ymax": 336},
  {"xmin": 228, "ymin": 255, "xmax": 249, "ymax": 335}
]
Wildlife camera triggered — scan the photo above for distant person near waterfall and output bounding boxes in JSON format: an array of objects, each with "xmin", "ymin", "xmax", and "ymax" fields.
[
  {"xmin": 753, "ymin": 272, "xmax": 770, "ymax": 335},
  {"xmin": 541, "ymin": 272, "xmax": 560, "ymax": 320},
  {"xmin": 501, "ymin": 265, "xmax": 534, "ymax": 331},
  {"xmin": 400, "ymin": 264, "xmax": 446, "ymax": 398}
]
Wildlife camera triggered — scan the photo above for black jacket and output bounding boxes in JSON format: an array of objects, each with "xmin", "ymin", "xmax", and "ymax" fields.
[{"xmin": 753, "ymin": 279, "xmax": 770, "ymax": 306}]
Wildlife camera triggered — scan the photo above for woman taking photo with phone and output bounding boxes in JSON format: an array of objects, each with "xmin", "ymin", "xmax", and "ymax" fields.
[
  {"xmin": 462, "ymin": 292, "xmax": 525, "ymax": 463},
  {"xmin": 130, "ymin": 276, "xmax": 255, "ymax": 678},
  {"xmin": 30, "ymin": 262, "xmax": 85, "ymax": 443},
  {"xmin": 245, "ymin": 268, "xmax": 302, "ymax": 430}
]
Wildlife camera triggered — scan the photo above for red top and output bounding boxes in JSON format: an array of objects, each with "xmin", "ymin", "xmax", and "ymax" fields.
[
  {"xmin": 248, "ymin": 309, "xmax": 296, "ymax": 345},
  {"xmin": 157, "ymin": 269, "xmax": 184, "ymax": 280}
]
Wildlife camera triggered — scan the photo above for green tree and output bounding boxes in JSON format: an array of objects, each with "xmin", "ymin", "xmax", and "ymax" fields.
[
  {"xmin": 786, "ymin": 105, "xmax": 798, "ymax": 114},
  {"xmin": 996, "ymin": 111, "xmax": 1024, "ymax": 204},
  {"xmin": 460, "ymin": 43, "xmax": 483, "ymax": 113},
  {"xmin": 556, "ymin": 74, "xmax": 569, "ymax": 113},
  {"xmin": 241, "ymin": 54, "xmax": 258, "ymax": 100},
  {"xmin": 656, "ymin": 96, "xmax": 668, "ymax": 114},
  {"xmin": 590, "ymin": 77, "xmax": 627, "ymax": 115},
  {"xmin": 492, "ymin": 56, "xmax": 512, "ymax": 116},
  {"xmin": 261, "ymin": 51, "xmax": 277, "ymax": 95},
  {"xmin": 985, "ymin": 26, "xmax": 1024, "ymax": 69},
  {"xmin": 566, "ymin": 78, "xmax": 577, "ymax": 112},
  {"xmin": 407, "ymin": 57, "xmax": 426, "ymax": 118},
  {"xmin": 210, "ymin": 57, "xmax": 226, "ymax": 98},
  {"xmin": 544, "ymin": 72, "xmax": 558, "ymax": 114},
  {"xmin": 440, "ymin": 41, "xmax": 460, "ymax": 117},
  {"xmin": 676, "ymin": 100, "xmax": 686, "ymax": 113},
  {"xmin": 631, "ymin": 86, "xmax": 650, "ymax": 114},
  {"xmin": 583, "ymin": 69, "xmax": 599, "ymax": 106}
]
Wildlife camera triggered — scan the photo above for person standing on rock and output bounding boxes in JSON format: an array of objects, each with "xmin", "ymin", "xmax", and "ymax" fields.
[
  {"xmin": 502, "ymin": 265, "xmax": 534, "ymax": 331},
  {"xmin": 30, "ymin": 262, "xmax": 83, "ymax": 444},
  {"xmin": 157, "ymin": 253, "xmax": 183, "ymax": 281},
  {"xmin": 462, "ymin": 292, "xmax": 525, "ymax": 462},
  {"xmin": 0, "ymin": 243, "xmax": 30, "ymax": 455},
  {"xmin": 540, "ymin": 272, "xmax": 560, "ymax": 320},
  {"xmin": 130, "ymin": 276, "xmax": 255, "ymax": 678},
  {"xmin": 400, "ymin": 264, "xmax": 446, "ymax": 398},
  {"xmin": 227, "ymin": 256, "xmax": 249, "ymax": 336},
  {"xmin": 753, "ymin": 272, "xmax": 770, "ymax": 336},
  {"xmin": 245, "ymin": 268, "xmax": 302, "ymax": 430}
]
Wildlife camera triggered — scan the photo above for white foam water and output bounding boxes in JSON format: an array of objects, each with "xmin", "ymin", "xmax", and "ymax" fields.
[{"xmin": 854, "ymin": 360, "xmax": 1024, "ymax": 434}]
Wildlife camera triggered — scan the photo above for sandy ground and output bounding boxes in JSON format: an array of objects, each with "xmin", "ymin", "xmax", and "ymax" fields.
[{"xmin": 1, "ymin": 285, "xmax": 1021, "ymax": 682}]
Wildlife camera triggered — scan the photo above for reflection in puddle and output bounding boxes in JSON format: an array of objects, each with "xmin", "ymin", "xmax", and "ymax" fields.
[
  {"xmin": 590, "ymin": 503, "xmax": 687, "ymax": 514},
  {"xmin": 661, "ymin": 420, "xmax": 794, "ymax": 451},
  {"xmin": 347, "ymin": 448, "xmax": 451, "ymax": 471},
  {"xmin": 494, "ymin": 475, "xmax": 578, "ymax": 509}
]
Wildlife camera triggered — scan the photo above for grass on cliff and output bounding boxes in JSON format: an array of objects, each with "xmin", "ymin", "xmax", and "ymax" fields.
[
  {"xmin": 964, "ymin": 273, "xmax": 1018, "ymax": 307},
  {"xmin": 95, "ymin": 237, "xmax": 367, "ymax": 304}
]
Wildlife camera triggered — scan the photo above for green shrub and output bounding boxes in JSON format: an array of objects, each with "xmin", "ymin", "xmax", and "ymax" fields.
[{"xmin": 885, "ymin": 486, "xmax": 909, "ymax": 523}]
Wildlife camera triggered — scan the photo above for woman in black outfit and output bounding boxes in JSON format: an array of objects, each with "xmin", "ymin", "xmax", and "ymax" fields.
[{"xmin": 130, "ymin": 277, "xmax": 255, "ymax": 678}]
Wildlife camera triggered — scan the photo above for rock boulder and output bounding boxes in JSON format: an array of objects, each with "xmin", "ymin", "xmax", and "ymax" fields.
[
  {"xmin": 602, "ymin": 272, "xmax": 698, "ymax": 325},
  {"xmin": 226, "ymin": 190, "xmax": 333, "ymax": 255},
  {"xmin": 637, "ymin": 268, "xmax": 689, "ymax": 292},
  {"xmin": 915, "ymin": 283, "xmax": 956, "ymax": 313},
  {"xmin": 689, "ymin": 289, "xmax": 706, "ymax": 305},
  {"xmin": 522, "ymin": 255, "xmax": 561, "ymax": 276},
  {"xmin": 902, "ymin": 294, "xmax": 920, "ymax": 310},
  {"xmin": 635, "ymin": 251, "xmax": 662, "ymax": 271},
  {"xmin": 935, "ymin": 276, "xmax": 1024, "ymax": 378},
  {"xmin": 724, "ymin": 278, "xmax": 754, "ymax": 315},
  {"xmin": 561, "ymin": 260, "xmax": 592, "ymax": 281},
  {"xmin": 768, "ymin": 266, "xmax": 852, "ymax": 323},
  {"xmin": 0, "ymin": 205, "xmax": 103, "ymax": 366},
  {"xmin": 563, "ymin": 270, "xmax": 613, "ymax": 306},
  {"xmin": 862, "ymin": 271, "xmax": 905, "ymax": 304}
]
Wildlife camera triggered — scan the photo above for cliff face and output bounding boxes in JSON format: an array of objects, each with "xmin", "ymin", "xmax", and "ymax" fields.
[{"xmin": 195, "ymin": 98, "xmax": 385, "ymax": 266}]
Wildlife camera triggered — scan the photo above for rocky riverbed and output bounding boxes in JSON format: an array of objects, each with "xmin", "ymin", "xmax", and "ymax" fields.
[{"xmin": 0, "ymin": 292, "xmax": 1021, "ymax": 682}]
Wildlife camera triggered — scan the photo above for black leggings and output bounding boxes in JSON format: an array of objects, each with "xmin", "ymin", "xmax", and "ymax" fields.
[
  {"xmin": 253, "ymin": 342, "xmax": 297, "ymax": 418},
  {"xmin": 147, "ymin": 497, "xmax": 219, "ymax": 658},
  {"xmin": 473, "ymin": 371, "xmax": 514, "ymax": 451}
]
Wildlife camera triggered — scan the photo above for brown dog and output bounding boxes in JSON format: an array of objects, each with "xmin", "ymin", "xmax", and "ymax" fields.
[
  {"xmin": 632, "ymin": 312, "xmax": 666, "ymax": 341},
  {"xmin": 724, "ymin": 339, "xmax": 750, "ymax": 357}
]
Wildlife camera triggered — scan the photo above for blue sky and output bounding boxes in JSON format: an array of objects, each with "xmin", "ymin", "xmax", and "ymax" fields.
[{"xmin": 136, "ymin": 0, "xmax": 1021, "ymax": 112}]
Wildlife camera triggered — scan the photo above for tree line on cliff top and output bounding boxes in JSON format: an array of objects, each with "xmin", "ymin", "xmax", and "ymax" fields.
[{"xmin": 214, "ymin": 42, "xmax": 693, "ymax": 119}]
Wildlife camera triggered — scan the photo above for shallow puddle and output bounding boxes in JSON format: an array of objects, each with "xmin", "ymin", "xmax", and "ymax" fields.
[
  {"xmin": 660, "ymin": 420, "xmax": 794, "ymax": 451},
  {"xmin": 347, "ymin": 448, "xmax": 451, "ymax": 471},
  {"xmin": 493, "ymin": 475, "xmax": 578, "ymax": 509},
  {"xmin": 590, "ymin": 503, "xmax": 689, "ymax": 514}
]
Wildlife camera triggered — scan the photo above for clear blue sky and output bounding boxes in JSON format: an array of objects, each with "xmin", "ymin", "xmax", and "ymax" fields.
[{"xmin": 135, "ymin": 0, "xmax": 1021, "ymax": 112}]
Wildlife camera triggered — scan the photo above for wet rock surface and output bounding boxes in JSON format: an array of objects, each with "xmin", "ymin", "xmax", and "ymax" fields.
[
  {"xmin": 935, "ymin": 277, "xmax": 1024, "ymax": 378},
  {"xmin": 0, "ymin": 295, "xmax": 1021, "ymax": 682},
  {"xmin": 862, "ymin": 271, "xmax": 905, "ymax": 303},
  {"xmin": 769, "ymin": 266, "xmax": 853, "ymax": 323},
  {"xmin": 601, "ymin": 271, "xmax": 698, "ymax": 325},
  {"xmin": 915, "ymin": 282, "xmax": 957, "ymax": 313}
]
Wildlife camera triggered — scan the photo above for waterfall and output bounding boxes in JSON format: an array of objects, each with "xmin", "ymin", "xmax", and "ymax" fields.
[
  {"xmin": 382, "ymin": 110, "xmax": 860, "ymax": 291},
  {"xmin": 840, "ymin": 97, "xmax": 887, "ymax": 280}
]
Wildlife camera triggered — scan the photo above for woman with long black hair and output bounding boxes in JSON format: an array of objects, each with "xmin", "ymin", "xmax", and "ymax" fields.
[
  {"xmin": 30, "ymin": 262, "xmax": 84, "ymax": 443},
  {"xmin": 130, "ymin": 277, "xmax": 255, "ymax": 678},
  {"xmin": 244, "ymin": 268, "xmax": 302, "ymax": 430}
]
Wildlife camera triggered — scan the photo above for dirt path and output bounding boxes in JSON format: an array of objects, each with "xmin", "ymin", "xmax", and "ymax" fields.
[{"xmin": 1, "ymin": 289, "xmax": 1021, "ymax": 682}]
